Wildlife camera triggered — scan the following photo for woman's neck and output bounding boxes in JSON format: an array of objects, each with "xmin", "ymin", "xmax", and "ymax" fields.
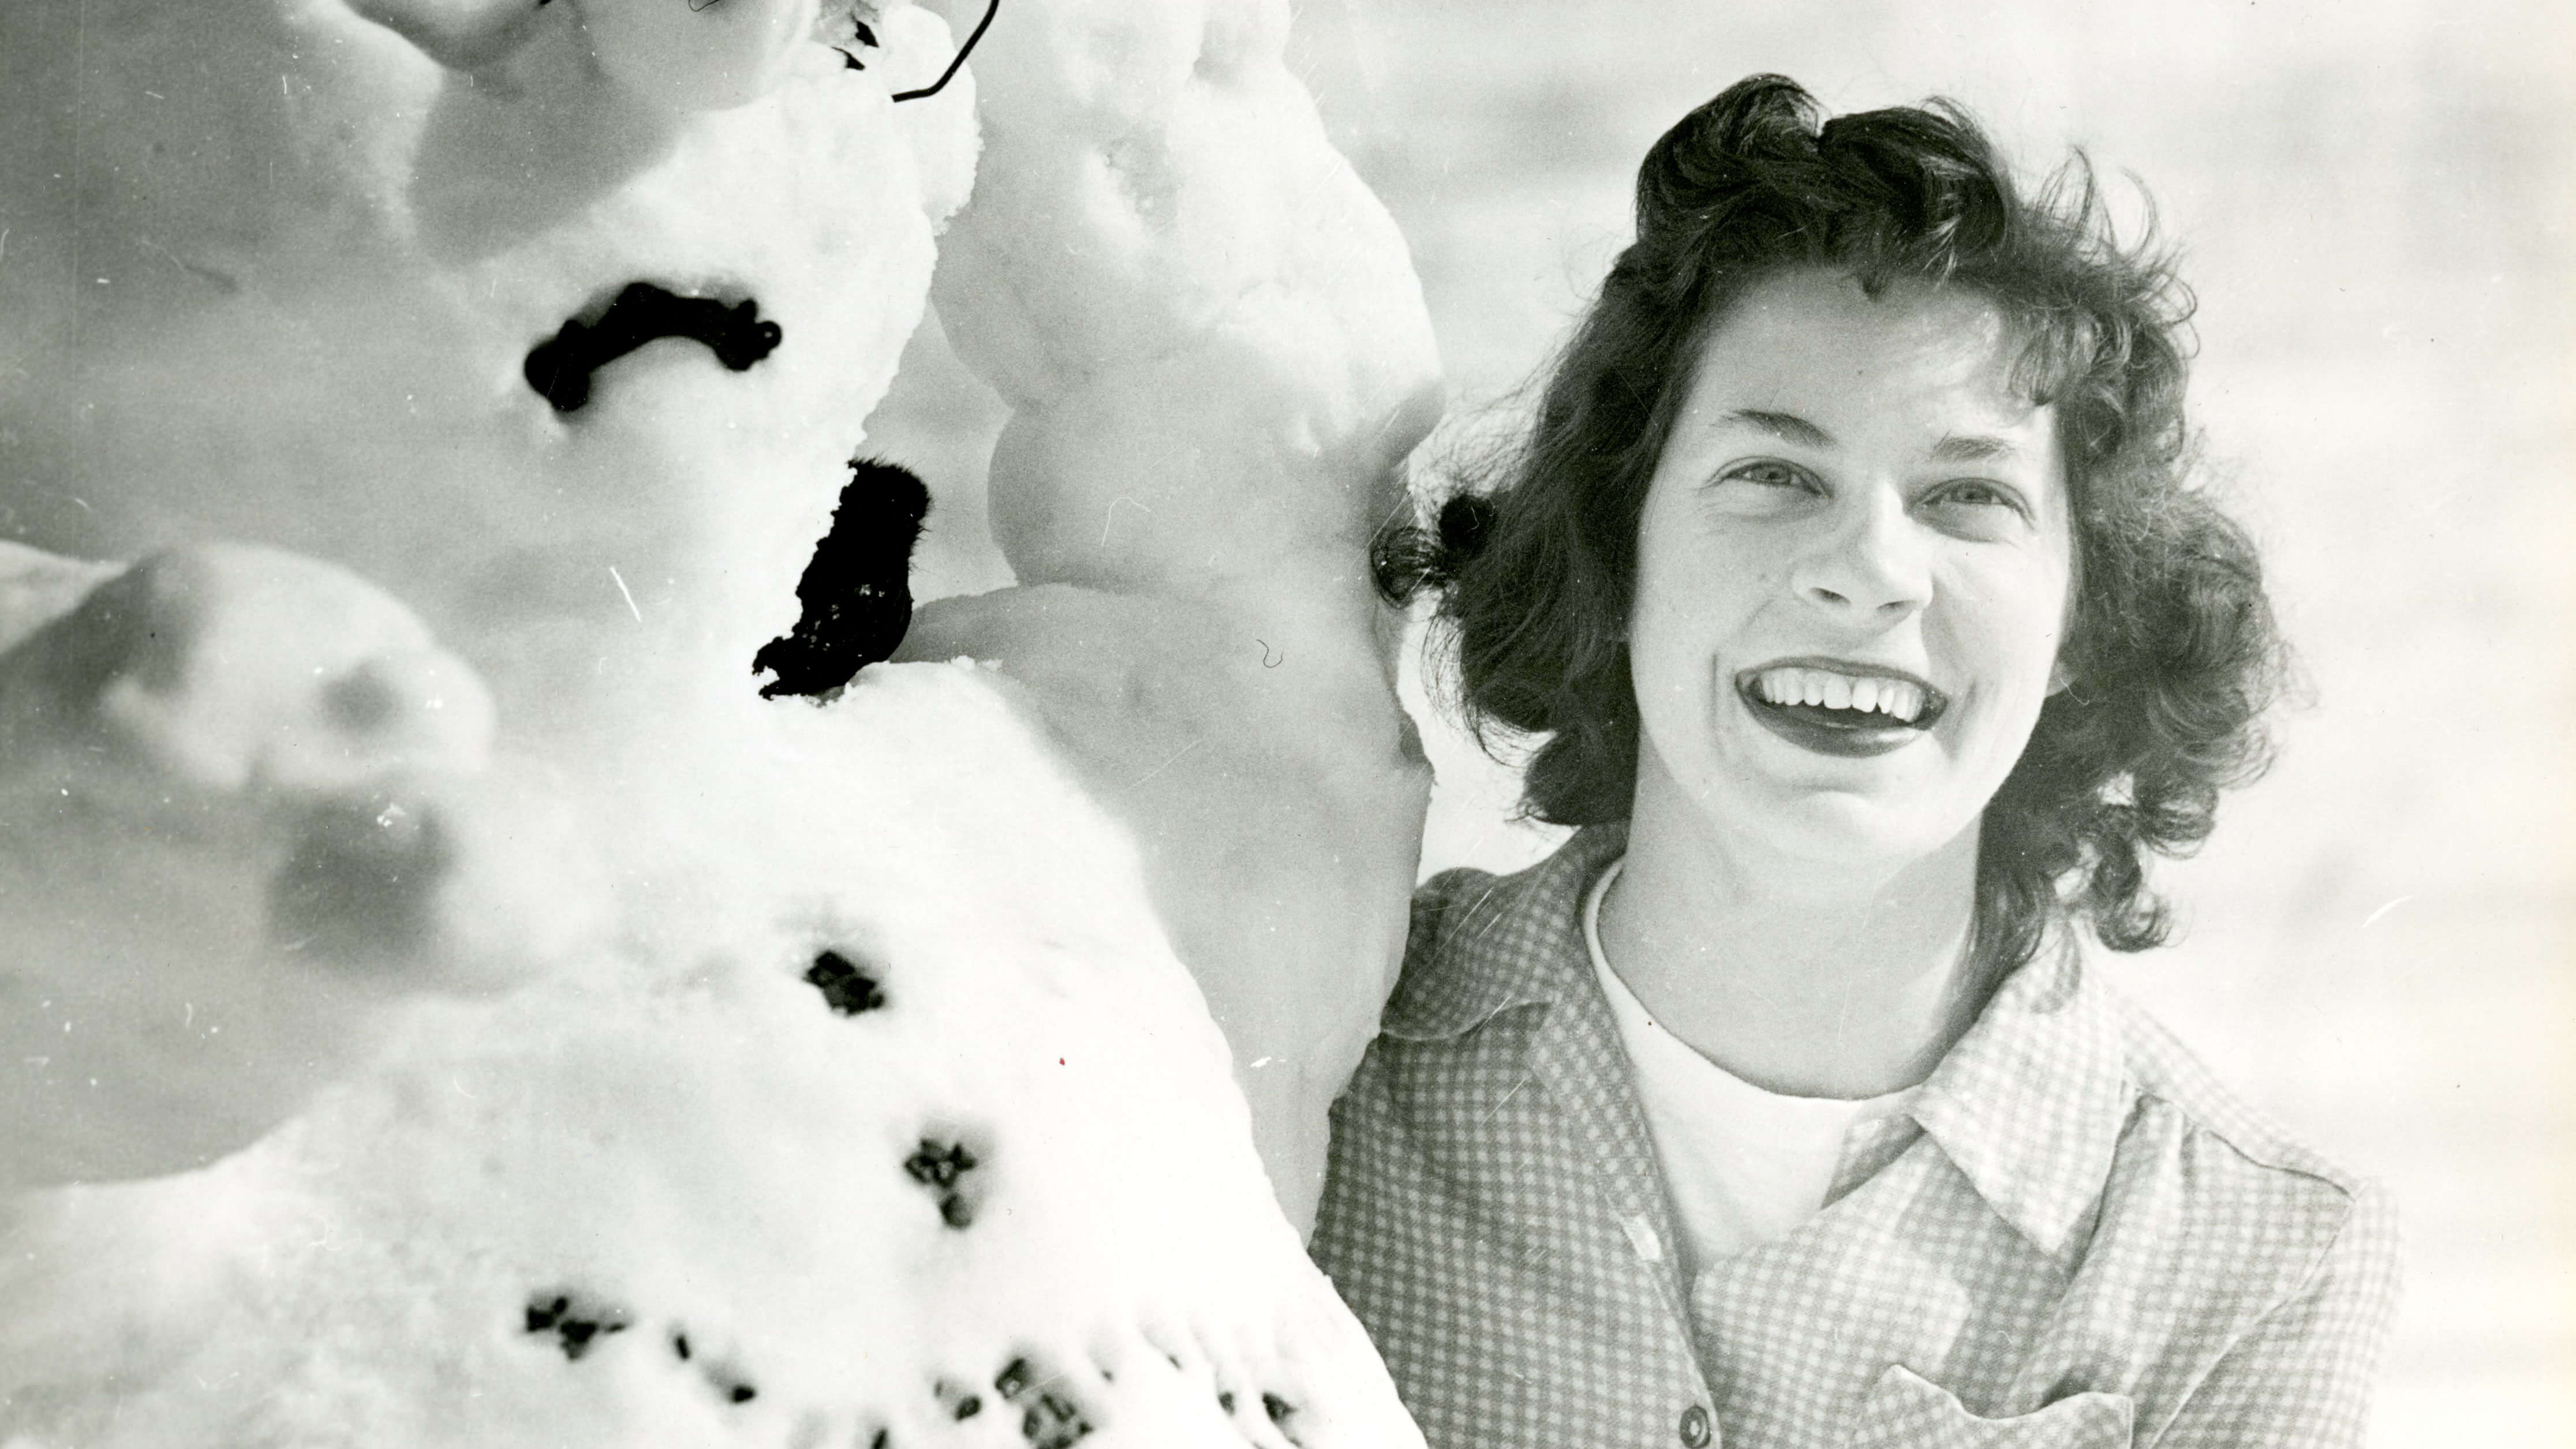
[{"xmin": 1596, "ymin": 785, "xmax": 1990, "ymax": 1100}]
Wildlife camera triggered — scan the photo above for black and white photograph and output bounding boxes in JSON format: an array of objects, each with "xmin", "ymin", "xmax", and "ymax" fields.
[{"xmin": 2, "ymin": 1, "xmax": 2566, "ymax": 1444}]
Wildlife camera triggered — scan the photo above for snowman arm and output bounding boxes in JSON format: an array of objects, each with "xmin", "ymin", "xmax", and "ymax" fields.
[
  {"xmin": 0, "ymin": 543, "xmax": 581, "ymax": 1189},
  {"xmin": 927, "ymin": 0, "xmax": 1440, "ymax": 609},
  {"xmin": 903, "ymin": 0, "xmax": 1440, "ymax": 1230},
  {"xmin": 898, "ymin": 579, "xmax": 1426, "ymax": 1234}
]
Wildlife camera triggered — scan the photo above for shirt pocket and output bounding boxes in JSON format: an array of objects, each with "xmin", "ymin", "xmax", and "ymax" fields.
[{"xmin": 1848, "ymin": 1365, "xmax": 2134, "ymax": 1449}]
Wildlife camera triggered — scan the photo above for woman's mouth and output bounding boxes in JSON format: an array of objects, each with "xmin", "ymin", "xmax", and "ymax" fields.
[{"xmin": 1734, "ymin": 662, "xmax": 1947, "ymax": 758}]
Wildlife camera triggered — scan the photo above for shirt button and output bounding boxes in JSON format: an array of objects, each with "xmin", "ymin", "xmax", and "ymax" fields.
[
  {"xmin": 1618, "ymin": 1213, "xmax": 1665, "ymax": 1264},
  {"xmin": 1678, "ymin": 1403, "xmax": 1713, "ymax": 1447}
]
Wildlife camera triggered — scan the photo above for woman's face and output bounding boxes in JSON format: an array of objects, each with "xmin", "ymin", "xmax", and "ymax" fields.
[{"xmin": 1625, "ymin": 269, "xmax": 2074, "ymax": 873}]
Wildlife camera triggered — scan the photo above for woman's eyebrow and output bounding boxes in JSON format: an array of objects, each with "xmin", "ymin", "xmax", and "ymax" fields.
[
  {"xmin": 1930, "ymin": 432, "xmax": 2020, "ymax": 462},
  {"xmin": 1722, "ymin": 409, "xmax": 1834, "ymax": 447}
]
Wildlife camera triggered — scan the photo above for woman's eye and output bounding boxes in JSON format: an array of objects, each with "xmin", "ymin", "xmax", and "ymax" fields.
[
  {"xmin": 1723, "ymin": 460, "xmax": 1813, "ymax": 492},
  {"xmin": 1703, "ymin": 460, "xmax": 1824, "ymax": 518},
  {"xmin": 1928, "ymin": 479, "xmax": 2028, "ymax": 518}
]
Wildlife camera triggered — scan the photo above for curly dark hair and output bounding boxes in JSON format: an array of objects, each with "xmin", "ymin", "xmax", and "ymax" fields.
[{"xmin": 1377, "ymin": 74, "xmax": 2288, "ymax": 970}]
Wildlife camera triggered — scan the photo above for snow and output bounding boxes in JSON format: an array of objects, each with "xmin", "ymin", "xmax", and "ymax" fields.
[
  {"xmin": 6, "ymin": 665, "xmax": 1413, "ymax": 1445},
  {"xmin": 910, "ymin": 0, "xmax": 1442, "ymax": 1228},
  {"xmin": 1, "ymin": 0, "xmax": 1431, "ymax": 1443}
]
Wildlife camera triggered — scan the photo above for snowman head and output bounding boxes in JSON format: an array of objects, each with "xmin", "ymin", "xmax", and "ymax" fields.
[{"xmin": 0, "ymin": 0, "xmax": 978, "ymax": 743}]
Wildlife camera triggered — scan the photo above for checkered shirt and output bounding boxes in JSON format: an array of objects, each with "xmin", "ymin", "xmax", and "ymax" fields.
[{"xmin": 1311, "ymin": 825, "xmax": 2399, "ymax": 1449}]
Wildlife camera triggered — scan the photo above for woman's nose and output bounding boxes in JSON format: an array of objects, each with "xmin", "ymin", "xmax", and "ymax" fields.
[
  {"xmin": 1789, "ymin": 487, "xmax": 1932, "ymax": 621},
  {"xmin": 350, "ymin": 0, "xmax": 819, "ymax": 113}
]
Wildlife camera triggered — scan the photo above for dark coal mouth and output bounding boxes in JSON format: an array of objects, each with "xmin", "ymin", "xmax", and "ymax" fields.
[{"xmin": 523, "ymin": 282, "xmax": 782, "ymax": 414}]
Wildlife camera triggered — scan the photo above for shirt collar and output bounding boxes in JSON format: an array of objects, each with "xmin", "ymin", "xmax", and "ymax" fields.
[
  {"xmin": 1382, "ymin": 821, "xmax": 2136, "ymax": 1267},
  {"xmin": 1379, "ymin": 823, "xmax": 1628, "ymax": 1042},
  {"xmin": 1902, "ymin": 938, "xmax": 2136, "ymax": 1266}
]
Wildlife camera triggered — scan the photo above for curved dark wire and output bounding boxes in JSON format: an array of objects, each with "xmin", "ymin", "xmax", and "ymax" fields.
[{"xmin": 891, "ymin": 0, "xmax": 998, "ymax": 103}]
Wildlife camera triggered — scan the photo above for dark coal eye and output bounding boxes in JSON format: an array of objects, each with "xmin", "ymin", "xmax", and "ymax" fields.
[
  {"xmin": 905, "ymin": 1136, "xmax": 986, "ymax": 1228},
  {"xmin": 805, "ymin": 948, "xmax": 888, "ymax": 1014},
  {"xmin": 520, "ymin": 1287, "xmax": 631, "ymax": 1361}
]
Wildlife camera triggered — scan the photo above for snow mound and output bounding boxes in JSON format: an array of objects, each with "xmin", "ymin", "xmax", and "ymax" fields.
[{"xmin": 1, "ymin": 662, "xmax": 1420, "ymax": 1448}]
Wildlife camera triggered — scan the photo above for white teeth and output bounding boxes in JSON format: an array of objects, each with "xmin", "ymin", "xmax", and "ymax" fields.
[{"xmin": 1748, "ymin": 667, "xmax": 1931, "ymax": 724}]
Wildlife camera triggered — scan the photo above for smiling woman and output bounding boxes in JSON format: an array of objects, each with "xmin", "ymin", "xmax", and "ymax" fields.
[{"xmin": 1322, "ymin": 76, "xmax": 2398, "ymax": 1448}]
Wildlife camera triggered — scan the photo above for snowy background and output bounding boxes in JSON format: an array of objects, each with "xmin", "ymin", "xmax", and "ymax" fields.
[{"xmin": 875, "ymin": 1, "xmax": 2574, "ymax": 1441}]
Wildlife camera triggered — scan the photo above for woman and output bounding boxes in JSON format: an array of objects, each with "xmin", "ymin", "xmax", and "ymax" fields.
[{"xmin": 1312, "ymin": 76, "xmax": 2399, "ymax": 1448}]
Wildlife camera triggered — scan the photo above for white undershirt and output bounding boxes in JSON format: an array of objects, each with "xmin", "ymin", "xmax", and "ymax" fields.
[{"xmin": 1583, "ymin": 858, "xmax": 1917, "ymax": 1273}]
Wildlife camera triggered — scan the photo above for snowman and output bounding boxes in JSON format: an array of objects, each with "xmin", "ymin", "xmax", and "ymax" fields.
[{"xmin": 0, "ymin": 0, "xmax": 1440, "ymax": 1443}]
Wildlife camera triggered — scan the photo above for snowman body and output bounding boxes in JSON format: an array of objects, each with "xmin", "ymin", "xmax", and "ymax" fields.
[{"xmin": 0, "ymin": 1, "xmax": 1438, "ymax": 1442}]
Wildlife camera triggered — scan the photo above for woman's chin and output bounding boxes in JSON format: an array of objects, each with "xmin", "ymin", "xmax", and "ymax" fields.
[
  {"xmin": 1784, "ymin": 800, "xmax": 1976, "ymax": 875},
  {"xmin": 1706, "ymin": 710, "xmax": 2017, "ymax": 864},
  {"xmin": 1696, "ymin": 759, "xmax": 1984, "ymax": 882}
]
